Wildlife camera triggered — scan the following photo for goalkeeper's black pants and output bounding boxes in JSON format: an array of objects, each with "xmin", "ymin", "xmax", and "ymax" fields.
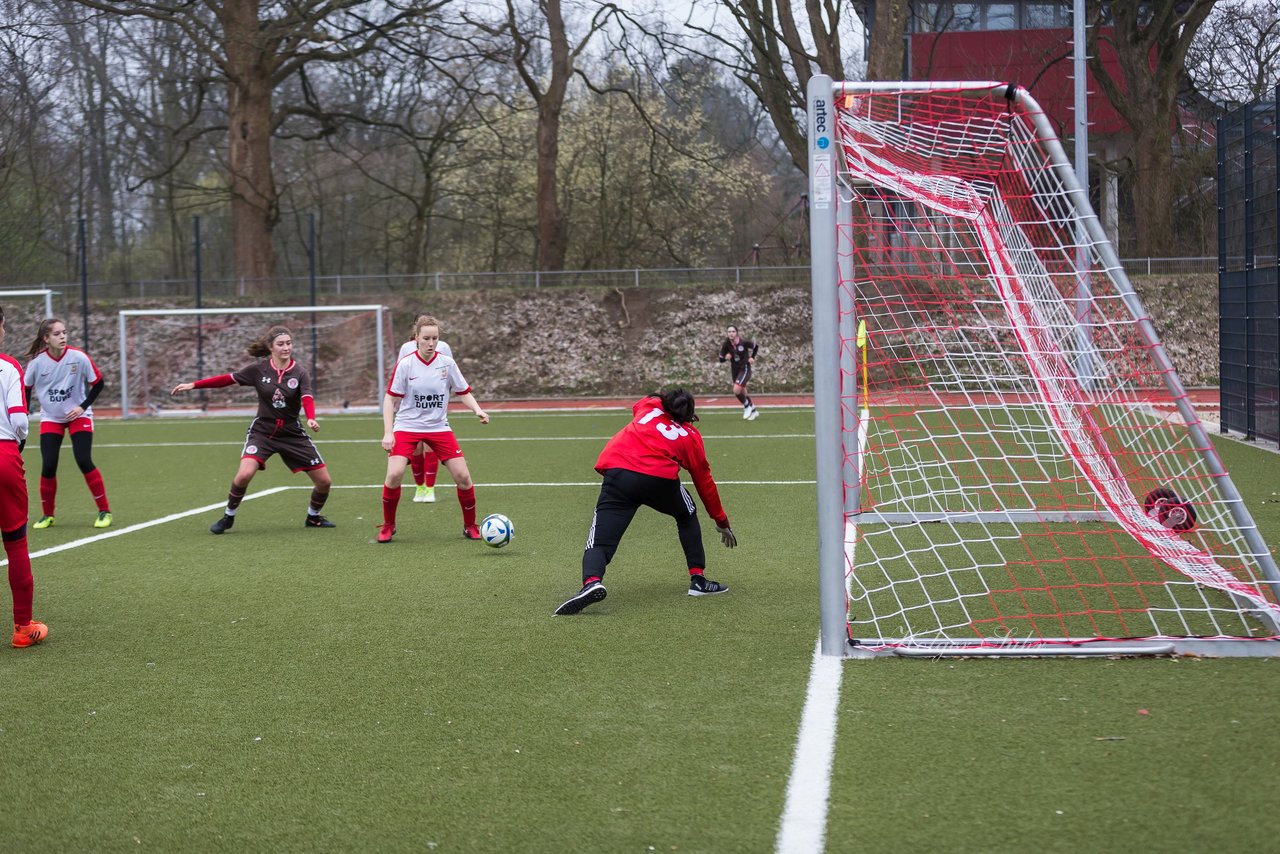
[{"xmin": 582, "ymin": 468, "xmax": 705, "ymax": 582}]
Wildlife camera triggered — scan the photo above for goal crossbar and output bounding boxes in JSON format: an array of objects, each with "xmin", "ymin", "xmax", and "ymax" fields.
[
  {"xmin": 118, "ymin": 304, "xmax": 390, "ymax": 419},
  {"xmin": 0, "ymin": 289, "xmax": 56, "ymax": 319},
  {"xmin": 807, "ymin": 76, "xmax": 1280, "ymax": 658}
]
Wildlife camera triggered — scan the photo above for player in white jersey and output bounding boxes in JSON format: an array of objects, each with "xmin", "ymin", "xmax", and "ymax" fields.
[
  {"xmin": 0, "ymin": 306, "xmax": 48, "ymax": 648},
  {"xmin": 377, "ymin": 315, "xmax": 488, "ymax": 544},
  {"xmin": 397, "ymin": 324, "xmax": 455, "ymax": 504},
  {"xmin": 23, "ymin": 318, "xmax": 112, "ymax": 530}
]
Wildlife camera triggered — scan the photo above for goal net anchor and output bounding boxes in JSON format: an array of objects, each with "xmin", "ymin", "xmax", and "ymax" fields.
[{"xmin": 808, "ymin": 77, "xmax": 1280, "ymax": 658}]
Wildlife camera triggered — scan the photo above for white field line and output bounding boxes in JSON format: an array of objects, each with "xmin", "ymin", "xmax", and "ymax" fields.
[
  {"xmin": 4, "ymin": 480, "xmax": 818, "ymax": 566},
  {"xmin": 90, "ymin": 433, "xmax": 816, "ymax": 449},
  {"xmin": 776, "ymin": 637, "xmax": 844, "ymax": 854},
  {"xmin": 0, "ymin": 486, "xmax": 293, "ymax": 567}
]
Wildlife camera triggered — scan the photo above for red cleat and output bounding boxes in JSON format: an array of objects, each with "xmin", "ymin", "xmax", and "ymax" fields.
[
  {"xmin": 463, "ymin": 524, "xmax": 481, "ymax": 540},
  {"xmin": 12, "ymin": 620, "xmax": 49, "ymax": 648},
  {"xmin": 376, "ymin": 523, "xmax": 396, "ymax": 543}
]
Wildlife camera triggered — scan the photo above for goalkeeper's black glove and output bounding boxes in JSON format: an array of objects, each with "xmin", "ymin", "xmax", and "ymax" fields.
[
  {"xmin": 18, "ymin": 440, "xmax": 25, "ymax": 454},
  {"xmin": 716, "ymin": 523, "xmax": 737, "ymax": 548}
]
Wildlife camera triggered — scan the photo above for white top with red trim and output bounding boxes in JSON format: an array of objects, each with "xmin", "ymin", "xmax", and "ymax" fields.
[
  {"xmin": 0, "ymin": 354, "xmax": 29, "ymax": 441},
  {"xmin": 24, "ymin": 346, "xmax": 103, "ymax": 423},
  {"xmin": 398, "ymin": 339, "xmax": 453, "ymax": 361},
  {"xmin": 386, "ymin": 351, "xmax": 470, "ymax": 433}
]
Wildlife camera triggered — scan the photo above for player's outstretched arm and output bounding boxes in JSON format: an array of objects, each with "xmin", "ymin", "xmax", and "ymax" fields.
[
  {"xmin": 171, "ymin": 382, "xmax": 194, "ymax": 395},
  {"xmin": 456, "ymin": 392, "xmax": 488, "ymax": 424}
]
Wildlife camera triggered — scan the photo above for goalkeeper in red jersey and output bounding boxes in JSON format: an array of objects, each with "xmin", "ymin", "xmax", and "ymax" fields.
[
  {"xmin": 0, "ymin": 307, "xmax": 48, "ymax": 648},
  {"xmin": 171, "ymin": 325, "xmax": 336, "ymax": 534},
  {"xmin": 554, "ymin": 389, "xmax": 737, "ymax": 616}
]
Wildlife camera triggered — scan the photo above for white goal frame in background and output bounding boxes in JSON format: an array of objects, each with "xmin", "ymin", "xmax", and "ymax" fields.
[
  {"xmin": 118, "ymin": 304, "xmax": 390, "ymax": 419},
  {"xmin": 807, "ymin": 76, "xmax": 1280, "ymax": 658},
  {"xmin": 0, "ymin": 289, "xmax": 56, "ymax": 321}
]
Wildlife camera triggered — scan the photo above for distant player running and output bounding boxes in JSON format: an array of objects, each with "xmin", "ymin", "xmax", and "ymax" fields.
[
  {"xmin": 23, "ymin": 317, "xmax": 112, "ymax": 529},
  {"xmin": 171, "ymin": 325, "xmax": 336, "ymax": 534},
  {"xmin": 554, "ymin": 389, "xmax": 737, "ymax": 616},
  {"xmin": 378, "ymin": 315, "xmax": 488, "ymax": 544},
  {"xmin": 719, "ymin": 324, "xmax": 759, "ymax": 420},
  {"xmin": 397, "ymin": 317, "xmax": 455, "ymax": 504},
  {"xmin": 0, "ymin": 307, "xmax": 48, "ymax": 647}
]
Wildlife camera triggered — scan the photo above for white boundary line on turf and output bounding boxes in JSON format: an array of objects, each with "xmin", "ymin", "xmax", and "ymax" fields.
[
  {"xmin": 776, "ymin": 636, "xmax": 843, "ymax": 854},
  {"xmin": 90, "ymin": 433, "xmax": 817, "ymax": 449},
  {"xmin": 0, "ymin": 487, "xmax": 292, "ymax": 567}
]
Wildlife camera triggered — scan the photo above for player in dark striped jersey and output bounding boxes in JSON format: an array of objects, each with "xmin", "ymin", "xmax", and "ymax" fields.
[
  {"xmin": 171, "ymin": 325, "xmax": 336, "ymax": 534},
  {"xmin": 0, "ymin": 306, "xmax": 47, "ymax": 647},
  {"xmin": 718, "ymin": 324, "xmax": 759, "ymax": 420},
  {"xmin": 554, "ymin": 389, "xmax": 737, "ymax": 616}
]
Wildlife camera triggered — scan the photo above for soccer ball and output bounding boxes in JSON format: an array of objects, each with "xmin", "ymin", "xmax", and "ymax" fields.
[
  {"xmin": 1142, "ymin": 487, "xmax": 1197, "ymax": 532},
  {"xmin": 480, "ymin": 513, "xmax": 514, "ymax": 548}
]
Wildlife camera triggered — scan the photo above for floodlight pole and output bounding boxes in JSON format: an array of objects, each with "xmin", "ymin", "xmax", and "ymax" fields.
[{"xmin": 808, "ymin": 74, "xmax": 847, "ymax": 657}]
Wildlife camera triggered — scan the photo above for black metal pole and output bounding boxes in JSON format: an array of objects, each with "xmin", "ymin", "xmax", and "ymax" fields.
[
  {"xmin": 194, "ymin": 215, "xmax": 205, "ymax": 406},
  {"xmin": 309, "ymin": 212, "xmax": 318, "ymax": 384},
  {"xmin": 78, "ymin": 218, "xmax": 89, "ymax": 345}
]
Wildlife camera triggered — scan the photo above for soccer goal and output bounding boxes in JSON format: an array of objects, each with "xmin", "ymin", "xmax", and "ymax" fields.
[
  {"xmin": 0, "ymin": 289, "xmax": 57, "ymax": 326},
  {"xmin": 807, "ymin": 77, "xmax": 1280, "ymax": 658},
  {"xmin": 118, "ymin": 304, "xmax": 393, "ymax": 418}
]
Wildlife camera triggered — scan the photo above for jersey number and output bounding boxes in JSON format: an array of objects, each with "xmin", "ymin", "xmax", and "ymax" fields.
[{"xmin": 638, "ymin": 407, "xmax": 688, "ymax": 440}]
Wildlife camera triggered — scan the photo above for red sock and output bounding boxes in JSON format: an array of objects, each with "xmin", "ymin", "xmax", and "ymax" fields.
[
  {"xmin": 5, "ymin": 536, "xmax": 33, "ymax": 625},
  {"xmin": 409, "ymin": 452, "xmax": 426, "ymax": 486},
  {"xmin": 424, "ymin": 455, "xmax": 439, "ymax": 488},
  {"xmin": 457, "ymin": 486, "xmax": 476, "ymax": 527},
  {"xmin": 83, "ymin": 468, "xmax": 109, "ymax": 512},
  {"xmin": 39, "ymin": 477, "xmax": 56, "ymax": 517},
  {"xmin": 381, "ymin": 485, "xmax": 401, "ymax": 525}
]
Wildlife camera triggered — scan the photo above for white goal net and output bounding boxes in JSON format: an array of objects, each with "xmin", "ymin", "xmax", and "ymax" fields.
[
  {"xmin": 807, "ymin": 78, "xmax": 1280, "ymax": 657},
  {"xmin": 118, "ymin": 305, "xmax": 393, "ymax": 417}
]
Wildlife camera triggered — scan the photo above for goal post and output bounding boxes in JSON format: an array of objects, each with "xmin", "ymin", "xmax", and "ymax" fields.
[
  {"xmin": 0, "ymin": 289, "xmax": 57, "ymax": 324},
  {"xmin": 808, "ymin": 76, "xmax": 1280, "ymax": 658},
  {"xmin": 118, "ymin": 304, "xmax": 392, "ymax": 418}
]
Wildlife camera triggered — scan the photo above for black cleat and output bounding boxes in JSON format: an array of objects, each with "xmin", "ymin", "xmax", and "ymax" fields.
[
  {"xmin": 554, "ymin": 581, "xmax": 607, "ymax": 616},
  {"xmin": 305, "ymin": 514, "xmax": 336, "ymax": 528},
  {"xmin": 209, "ymin": 514, "xmax": 235, "ymax": 535},
  {"xmin": 688, "ymin": 575, "xmax": 729, "ymax": 597}
]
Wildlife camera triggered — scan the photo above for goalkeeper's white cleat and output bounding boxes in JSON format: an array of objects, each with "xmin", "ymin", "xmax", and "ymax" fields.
[
  {"xmin": 742, "ymin": 406, "xmax": 751, "ymax": 420},
  {"xmin": 746, "ymin": 406, "xmax": 760, "ymax": 421}
]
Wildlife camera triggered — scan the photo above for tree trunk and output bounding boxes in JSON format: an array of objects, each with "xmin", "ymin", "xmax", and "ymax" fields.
[
  {"xmin": 535, "ymin": 100, "xmax": 565, "ymax": 272},
  {"xmin": 866, "ymin": 0, "xmax": 909, "ymax": 81},
  {"xmin": 534, "ymin": 0, "xmax": 570, "ymax": 272},
  {"xmin": 223, "ymin": 0, "xmax": 278, "ymax": 293},
  {"xmin": 1130, "ymin": 125, "xmax": 1177, "ymax": 255}
]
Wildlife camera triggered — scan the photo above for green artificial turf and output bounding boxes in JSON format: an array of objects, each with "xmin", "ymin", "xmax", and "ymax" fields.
[{"xmin": 1, "ymin": 407, "xmax": 1277, "ymax": 852}]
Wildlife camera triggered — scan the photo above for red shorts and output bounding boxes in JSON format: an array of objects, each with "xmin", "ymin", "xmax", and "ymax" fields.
[
  {"xmin": 40, "ymin": 416, "xmax": 94, "ymax": 436},
  {"xmin": 0, "ymin": 441, "xmax": 29, "ymax": 533},
  {"xmin": 390, "ymin": 430, "xmax": 464, "ymax": 461}
]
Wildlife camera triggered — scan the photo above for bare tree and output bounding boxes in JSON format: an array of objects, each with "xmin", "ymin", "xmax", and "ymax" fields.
[
  {"xmin": 1187, "ymin": 0, "xmax": 1280, "ymax": 105},
  {"xmin": 1086, "ymin": 0, "xmax": 1217, "ymax": 256},
  {"xmin": 484, "ymin": 0, "xmax": 621, "ymax": 271},
  {"xmin": 68, "ymin": 0, "xmax": 438, "ymax": 292}
]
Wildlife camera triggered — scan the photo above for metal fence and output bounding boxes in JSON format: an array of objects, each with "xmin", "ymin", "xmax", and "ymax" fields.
[
  {"xmin": 11, "ymin": 257, "xmax": 1219, "ymax": 307},
  {"xmin": 1218, "ymin": 88, "xmax": 1279, "ymax": 444}
]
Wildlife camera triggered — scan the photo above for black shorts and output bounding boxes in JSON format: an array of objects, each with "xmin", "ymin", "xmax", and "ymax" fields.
[
  {"xmin": 731, "ymin": 364, "xmax": 753, "ymax": 386},
  {"xmin": 241, "ymin": 418, "xmax": 325, "ymax": 473}
]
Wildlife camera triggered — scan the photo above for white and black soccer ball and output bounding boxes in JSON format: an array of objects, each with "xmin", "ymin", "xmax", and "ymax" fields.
[{"xmin": 480, "ymin": 513, "xmax": 514, "ymax": 548}]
